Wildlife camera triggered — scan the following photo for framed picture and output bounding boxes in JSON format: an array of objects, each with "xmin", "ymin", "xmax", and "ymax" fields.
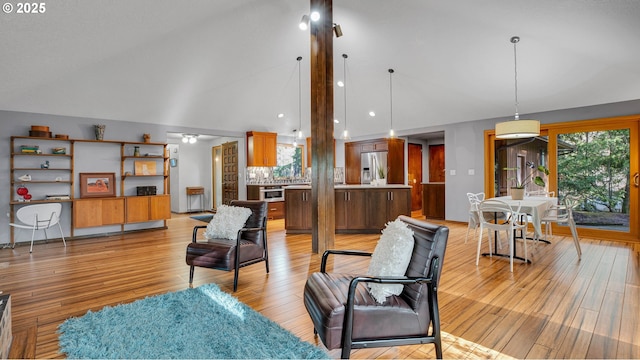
[
  {"xmin": 79, "ymin": 172, "xmax": 116, "ymax": 198},
  {"xmin": 134, "ymin": 161, "xmax": 157, "ymax": 175}
]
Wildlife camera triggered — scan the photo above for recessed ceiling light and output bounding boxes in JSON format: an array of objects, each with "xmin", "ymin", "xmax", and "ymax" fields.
[
  {"xmin": 277, "ymin": 113, "xmax": 284, "ymax": 118},
  {"xmin": 334, "ymin": 119, "xmax": 340, "ymax": 123},
  {"xmin": 369, "ymin": 111, "xmax": 376, "ymax": 117},
  {"xmin": 337, "ymin": 81, "xmax": 344, "ymax": 87}
]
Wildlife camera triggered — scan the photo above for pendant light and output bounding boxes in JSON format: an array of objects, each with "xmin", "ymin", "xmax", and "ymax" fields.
[
  {"xmin": 388, "ymin": 68, "xmax": 395, "ymax": 138},
  {"xmin": 296, "ymin": 56, "xmax": 304, "ymax": 140},
  {"xmin": 341, "ymin": 54, "xmax": 350, "ymax": 140},
  {"xmin": 495, "ymin": 36, "xmax": 540, "ymax": 139}
]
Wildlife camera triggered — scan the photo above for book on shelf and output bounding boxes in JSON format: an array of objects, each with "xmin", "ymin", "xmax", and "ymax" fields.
[{"xmin": 46, "ymin": 194, "xmax": 70, "ymax": 200}]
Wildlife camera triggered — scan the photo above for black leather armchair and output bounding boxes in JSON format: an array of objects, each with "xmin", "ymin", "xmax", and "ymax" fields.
[
  {"xmin": 303, "ymin": 215, "xmax": 449, "ymax": 359},
  {"xmin": 186, "ymin": 200, "xmax": 268, "ymax": 291}
]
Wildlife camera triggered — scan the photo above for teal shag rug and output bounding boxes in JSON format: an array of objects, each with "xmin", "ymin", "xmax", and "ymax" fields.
[{"xmin": 58, "ymin": 284, "xmax": 329, "ymax": 359}]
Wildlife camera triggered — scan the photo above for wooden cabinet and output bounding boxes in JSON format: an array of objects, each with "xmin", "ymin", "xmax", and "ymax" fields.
[
  {"xmin": 422, "ymin": 183, "xmax": 445, "ymax": 220},
  {"xmin": 285, "ymin": 186, "xmax": 410, "ymax": 233},
  {"xmin": 366, "ymin": 188, "xmax": 411, "ymax": 229},
  {"xmin": 74, "ymin": 198, "xmax": 125, "ymax": 228},
  {"xmin": 246, "ymin": 131, "xmax": 277, "ymax": 167},
  {"xmin": 344, "ymin": 142, "xmax": 361, "ymax": 184},
  {"xmin": 344, "ymin": 138, "xmax": 405, "ymax": 184},
  {"xmin": 126, "ymin": 195, "xmax": 170, "ymax": 223},
  {"xmin": 267, "ymin": 201, "xmax": 284, "ymax": 220},
  {"xmin": 284, "ymin": 188, "xmax": 312, "ymax": 231},
  {"xmin": 335, "ymin": 189, "xmax": 367, "ymax": 230}
]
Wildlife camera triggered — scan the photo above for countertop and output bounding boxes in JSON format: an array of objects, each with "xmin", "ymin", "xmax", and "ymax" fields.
[{"xmin": 284, "ymin": 184, "xmax": 411, "ymax": 190}]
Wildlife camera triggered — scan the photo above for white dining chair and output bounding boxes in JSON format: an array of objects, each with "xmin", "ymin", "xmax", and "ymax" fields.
[
  {"xmin": 477, "ymin": 199, "xmax": 528, "ymax": 272},
  {"xmin": 540, "ymin": 195, "xmax": 582, "ymax": 260},
  {"xmin": 465, "ymin": 192, "xmax": 484, "ymax": 243},
  {"xmin": 9, "ymin": 203, "xmax": 66, "ymax": 253}
]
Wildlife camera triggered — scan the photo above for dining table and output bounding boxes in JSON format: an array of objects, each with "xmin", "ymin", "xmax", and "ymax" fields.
[{"xmin": 492, "ymin": 195, "xmax": 558, "ymax": 241}]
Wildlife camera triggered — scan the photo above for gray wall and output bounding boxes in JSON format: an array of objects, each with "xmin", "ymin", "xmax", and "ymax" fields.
[{"xmin": 2, "ymin": 99, "xmax": 640, "ymax": 244}]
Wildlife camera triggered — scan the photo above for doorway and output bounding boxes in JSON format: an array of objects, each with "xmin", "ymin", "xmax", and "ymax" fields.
[
  {"xmin": 408, "ymin": 143, "xmax": 423, "ymax": 211},
  {"xmin": 211, "ymin": 146, "xmax": 222, "ymax": 210}
]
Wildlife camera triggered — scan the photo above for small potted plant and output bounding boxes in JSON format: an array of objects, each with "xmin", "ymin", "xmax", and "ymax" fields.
[{"xmin": 504, "ymin": 161, "xmax": 549, "ymax": 200}]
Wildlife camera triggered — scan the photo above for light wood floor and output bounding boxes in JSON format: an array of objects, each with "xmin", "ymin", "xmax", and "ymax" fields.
[{"xmin": 1, "ymin": 213, "xmax": 639, "ymax": 359}]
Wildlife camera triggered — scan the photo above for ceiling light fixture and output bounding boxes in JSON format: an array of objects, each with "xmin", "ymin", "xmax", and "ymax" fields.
[
  {"xmin": 495, "ymin": 36, "xmax": 540, "ymax": 139},
  {"xmin": 333, "ymin": 23, "xmax": 343, "ymax": 38},
  {"xmin": 388, "ymin": 68, "xmax": 395, "ymax": 138},
  {"xmin": 296, "ymin": 56, "xmax": 304, "ymax": 139},
  {"xmin": 299, "ymin": 15, "xmax": 310, "ymax": 30},
  {"xmin": 299, "ymin": 11, "xmax": 320, "ymax": 31},
  {"xmin": 182, "ymin": 134, "xmax": 198, "ymax": 144},
  {"xmin": 341, "ymin": 54, "xmax": 350, "ymax": 140}
]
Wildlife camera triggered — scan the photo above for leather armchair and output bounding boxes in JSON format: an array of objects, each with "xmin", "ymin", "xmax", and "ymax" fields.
[
  {"xmin": 303, "ymin": 215, "xmax": 449, "ymax": 359},
  {"xmin": 186, "ymin": 200, "xmax": 268, "ymax": 291}
]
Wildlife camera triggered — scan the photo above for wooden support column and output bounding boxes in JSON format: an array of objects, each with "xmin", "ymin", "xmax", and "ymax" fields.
[{"xmin": 310, "ymin": 0, "xmax": 335, "ymax": 253}]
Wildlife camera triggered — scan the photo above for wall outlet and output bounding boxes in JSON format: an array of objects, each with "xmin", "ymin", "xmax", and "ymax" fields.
[
  {"xmin": 468, "ymin": 169, "xmax": 475, "ymax": 175},
  {"xmin": 450, "ymin": 170, "xmax": 456, "ymax": 176}
]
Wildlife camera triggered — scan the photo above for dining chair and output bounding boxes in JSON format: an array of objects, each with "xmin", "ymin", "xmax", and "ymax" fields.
[
  {"xmin": 9, "ymin": 203, "xmax": 66, "ymax": 253},
  {"xmin": 540, "ymin": 195, "xmax": 582, "ymax": 260},
  {"xmin": 477, "ymin": 199, "xmax": 528, "ymax": 272},
  {"xmin": 465, "ymin": 192, "xmax": 484, "ymax": 243}
]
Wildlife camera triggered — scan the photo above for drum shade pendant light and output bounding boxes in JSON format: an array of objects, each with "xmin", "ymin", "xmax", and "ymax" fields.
[
  {"xmin": 495, "ymin": 36, "xmax": 540, "ymax": 139},
  {"xmin": 296, "ymin": 56, "xmax": 304, "ymax": 139},
  {"xmin": 341, "ymin": 54, "xmax": 350, "ymax": 140},
  {"xmin": 388, "ymin": 68, "xmax": 395, "ymax": 138}
]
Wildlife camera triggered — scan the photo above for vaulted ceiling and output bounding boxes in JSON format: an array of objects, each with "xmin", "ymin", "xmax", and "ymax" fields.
[{"xmin": 3, "ymin": 0, "xmax": 640, "ymax": 139}]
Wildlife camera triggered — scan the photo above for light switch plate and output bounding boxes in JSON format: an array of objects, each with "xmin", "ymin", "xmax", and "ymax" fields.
[
  {"xmin": 450, "ymin": 170, "xmax": 456, "ymax": 176},
  {"xmin": 468, "ymin": 169, "xmax": 475, "ymax": 175}
]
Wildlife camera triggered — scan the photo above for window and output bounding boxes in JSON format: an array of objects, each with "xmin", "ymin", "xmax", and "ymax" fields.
[{"xmin": 273, "ymin": 144, "xmax": 304, "ymax": 178}]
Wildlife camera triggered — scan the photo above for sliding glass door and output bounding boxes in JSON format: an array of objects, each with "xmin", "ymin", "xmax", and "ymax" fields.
[{"xmin": 486, "ymin": 115, "xmax": 639, "ymax": 242}]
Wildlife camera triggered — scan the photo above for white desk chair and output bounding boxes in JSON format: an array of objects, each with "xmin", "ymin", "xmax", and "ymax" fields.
[
  {"xmin": 540, "ymin": 195, "xmax": 582, "ymax": 260},
  {"xmin": 9, "ymin": 203, "xmax": 66, "ymax": 253},
  {"xmin": 477, "ymin": 199, "xmax": 528, "ymax": 272}
]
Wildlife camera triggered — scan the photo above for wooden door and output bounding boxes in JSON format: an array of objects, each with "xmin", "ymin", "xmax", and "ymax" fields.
[
  {"xmin": 429, "ymin": 144, "xmax": 445, "ymax": 182},
  {"xmin": 387, "ymin": 138, "xmax": 405, "ymax": 184},
  {"xmin": 408, "ymin": 143, "xmax": 423, "ymax": 211},
  {"xmin": 222, "ymin": 141, "xmax": 238, "ymax": 205}
]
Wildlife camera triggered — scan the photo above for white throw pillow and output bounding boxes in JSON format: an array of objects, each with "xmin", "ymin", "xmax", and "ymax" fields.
[
  {"xmin": 366, "ymin": 219, "xmax": 415, "ymax": 304},
  {"xmin": 204, "ymin": 205, "xmax": 252, "ymax": 240}
]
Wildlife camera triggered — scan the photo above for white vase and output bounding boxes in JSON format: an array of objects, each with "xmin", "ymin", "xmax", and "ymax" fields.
[{"xmin": 511, "ymin": 187, "xmax": 525, "ymax": 200}]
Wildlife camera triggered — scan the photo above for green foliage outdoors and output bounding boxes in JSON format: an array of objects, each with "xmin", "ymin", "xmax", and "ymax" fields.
[{"xmin": 558, "ymin": 129, "xmax": 629, "ymax": 213}]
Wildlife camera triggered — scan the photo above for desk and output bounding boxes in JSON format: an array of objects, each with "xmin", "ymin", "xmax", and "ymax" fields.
[
  {"xmin": 493, "ymin": 196, "xmax": 557, "ymax": 239},
  {"xmin": 186, "ymin": 187, "xmax": 205, "ymax": 213}
]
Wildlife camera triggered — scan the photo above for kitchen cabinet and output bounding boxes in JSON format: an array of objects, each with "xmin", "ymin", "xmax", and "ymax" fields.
[
  {"xmin": 284, "ymin": 188, "xmax": 312, "ymax": 231},
  {"xmin": 267, "ymin": 201, "xmax": 284, "ymax": 220},
  {"xmin": 246, "ymin": 131, "xmax": 277, "ymax": 167},
  {"xmin": 285, "ymin": 186, "xmax": 410, "ymax": 233},
  {"xmin": 335, "ymin": 189, "xmax": 367, "ymax": 230},
  {"xmin": 344, "ymin": 138, "xmax": 405, "ymax": 184},
  {"xmin": 422, "ymin": 183, "xmax": 445, "ymax": 220},
  {"xmin": 366, "ymin": 188, "xmax": 411, "ymax": 229},
  {"xmin": 74, "ymin": 197, "xmax": 125, "ymax": 228}
]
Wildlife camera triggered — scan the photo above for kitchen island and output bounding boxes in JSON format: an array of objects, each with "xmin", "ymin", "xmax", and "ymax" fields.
[{"xmin": 284, "ymin": 184, "xmax": 411, "ymax": 234}]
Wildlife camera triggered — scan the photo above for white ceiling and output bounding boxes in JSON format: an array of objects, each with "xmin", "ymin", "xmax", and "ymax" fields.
[{"xmin": 3, "ymin": 0, "xmax": 640, "ymax": 139}]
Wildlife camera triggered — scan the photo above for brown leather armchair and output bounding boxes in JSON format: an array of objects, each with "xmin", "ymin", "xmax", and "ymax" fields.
[
  {"xmin": 186, "ymin": 200, "xmax": 268, "ymax": 291},
  {"xmin": 303, "ymin": 215, "xmax": 449, "ymax": 359}
]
